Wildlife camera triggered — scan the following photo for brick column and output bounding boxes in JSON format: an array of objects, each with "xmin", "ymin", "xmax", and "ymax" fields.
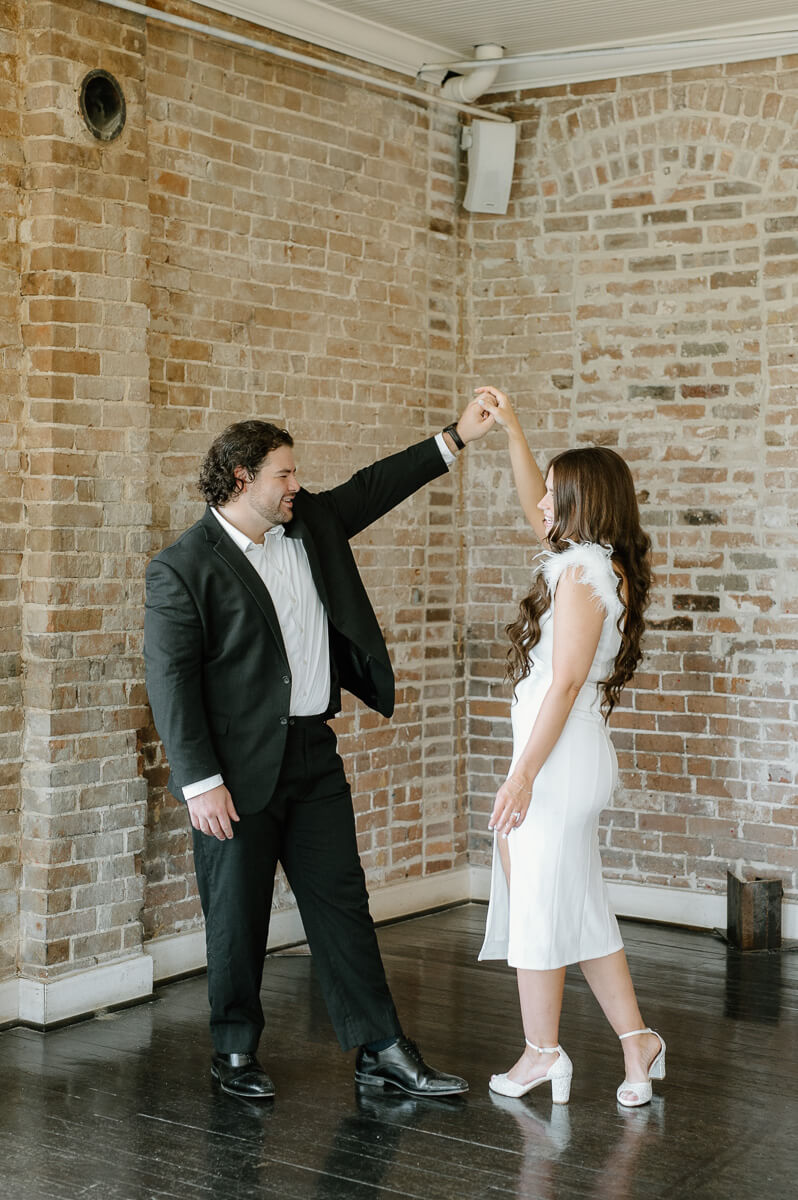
[
  {"xmin": 0, "ymin": 0, "xmax": 23, "ymax": 1015},
  {"xmin": 17, "ymin": 0, "xmax": 152, "ymax": 1021},
  {"xmin": 420, "ymin": 107, "xmax": 469, "ymax": 877}
]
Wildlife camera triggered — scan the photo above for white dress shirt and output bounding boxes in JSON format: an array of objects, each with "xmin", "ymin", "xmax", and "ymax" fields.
[{"xmin": 183, "ymin": 432, "xmax": 455, "ymax": 799}]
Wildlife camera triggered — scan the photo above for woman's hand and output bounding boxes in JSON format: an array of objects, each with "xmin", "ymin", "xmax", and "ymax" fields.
[
  {"xmin": 454, "ymin": 396, "xmax": 497, "ymax": 443},
  {"xmin": 489, "ymin": 772, "xmax": 534, "ymax": 837},
  {"xmin": 474, "ymin": 385, "xmax": 521, "ymax": 436}
]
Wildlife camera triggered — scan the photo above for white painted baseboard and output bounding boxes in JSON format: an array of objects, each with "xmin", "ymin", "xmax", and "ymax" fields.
[
  {"xmin": 469, "ymin": 864, "xmax": 491, "ymax": 902},
  {"xmin": 15, "ymin": 953, "xmax": 153, "ymax": 1027},
  {"xmin": 144, "ymin": 929, "xmax": 208, "ymax": 982},
  {"xmin": 144, "ymin": 903, "xmax": 310, "ymax": 982},
  {"xmin": 369, "ymin": 865, "xmax": 473, "ymax": 925},
  {"xmin": 610, "ymin": 880, "xmax": 798, "ymax": 940},
  {"xmin": 470, "ymin": 865, "xmax": 798, "ymax": 939},
  {"xmin": 608, "ymin": 880, "xmax": 727, "ymax": 930},
  {"xmin": 145, "ymin": 866, "xmax": 476, "ymax": 983},
  {"xmin": 3, "ymin": 869, "xmax": 795, "ymax": 1025},
  {"xmin": 0, "ymin": 976, "xmax": 18, "ymax": 1025}
]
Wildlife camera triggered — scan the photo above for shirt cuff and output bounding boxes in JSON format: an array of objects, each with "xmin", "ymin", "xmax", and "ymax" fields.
[
  {"xmin": 183, "ymin": 773, "xmax": 224, "ymax": 801},
  {"xmin": 434, "ymin": 431, "xmax": 456, "ymax": 465}
]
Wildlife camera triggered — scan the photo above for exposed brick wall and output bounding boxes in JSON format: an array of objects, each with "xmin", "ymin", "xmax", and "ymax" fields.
[
  {"xmin": 0, "ymin": 0, "xmax": 22, "ymax": 982},
  {"xmin": 137, "ymin": 6, "xmax": 467, "ymax": 940},
  {"xmin": 2, "ymin": 1, "xmax": 796, "ymax": 986},
  {"xmin": 17, "ymin": 0, "xmax": 150, "ymax": 975},
  {"xmin": 464, "ymin": 62, "xmax": 798, "ymax": 903}
]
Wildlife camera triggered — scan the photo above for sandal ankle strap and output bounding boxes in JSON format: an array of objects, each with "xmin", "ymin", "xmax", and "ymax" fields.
[
  {"xmin": 525, "ymin": 1038, "xmax": 559, "ymax": 1054},
  {"xmin": 618, "ymin": 1027, "xmax": 653, "ymax": 1041}
]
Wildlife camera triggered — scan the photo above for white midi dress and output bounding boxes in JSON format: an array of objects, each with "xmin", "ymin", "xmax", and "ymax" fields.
[{"xmin": 479, "ymin": 541, "xmax": 626, "ymax": 970}]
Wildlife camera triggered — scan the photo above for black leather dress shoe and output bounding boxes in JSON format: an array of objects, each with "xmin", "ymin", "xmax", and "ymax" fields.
[
  {"xmin": 211, "ymin": 1052, "xmax": 275, "ymax": 1099},
  {"xmin": 354, "ymin": 1036, "xmax": 468, "ymax": 1096}
]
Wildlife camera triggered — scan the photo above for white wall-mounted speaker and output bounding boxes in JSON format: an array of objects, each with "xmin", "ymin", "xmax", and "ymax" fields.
[{"xmin": 462, "ymin": 119, "xmax": 517, "ymax": 214}]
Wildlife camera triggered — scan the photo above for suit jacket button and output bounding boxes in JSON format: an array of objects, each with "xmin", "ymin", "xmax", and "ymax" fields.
[
  {"xmin": 282, "ymin": 676, "xmax": 290, "ymax": 685},
  {"xmin": 280, "ymin": 717, "xmax": 288, "ymax": 725}
]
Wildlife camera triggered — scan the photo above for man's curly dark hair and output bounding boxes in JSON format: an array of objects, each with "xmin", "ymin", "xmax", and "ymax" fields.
[{"xmin": 198, "ymin": 420, "xmax": 293, "ymax": 507}]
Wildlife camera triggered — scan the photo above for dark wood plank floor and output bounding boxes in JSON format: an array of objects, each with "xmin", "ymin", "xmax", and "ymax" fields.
[{"xmin": 1, "ymin": 904, "xmax": 796, "ymax": 1199}]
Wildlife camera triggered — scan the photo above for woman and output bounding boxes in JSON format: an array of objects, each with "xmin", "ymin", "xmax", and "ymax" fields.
[{"xmin": 476, "ymin": 385, "xmax": 665, "ymax": 1109}]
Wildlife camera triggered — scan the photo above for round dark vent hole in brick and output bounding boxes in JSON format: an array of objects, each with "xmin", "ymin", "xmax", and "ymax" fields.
[{"xmin": 79, "ymin": 70, "xmax": 126, "ymax": 141}]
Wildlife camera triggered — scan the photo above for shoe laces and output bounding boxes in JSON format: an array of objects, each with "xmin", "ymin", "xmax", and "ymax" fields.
[{"xmin": 398, "ymin": 1036, "xmax": 423, "ymax": 1064}]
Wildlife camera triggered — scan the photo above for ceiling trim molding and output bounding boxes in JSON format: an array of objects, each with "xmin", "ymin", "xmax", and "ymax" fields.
[
  {"xmin": 160, "ymin": 2, "xmax": 798, "ymax": 93},
  {"xmin": 492, "ymin": 31, "xmax": 798, "ymax": 93},
  {"xmin": 190, "ymin": 0, "xmax": 453, "ymax": 76}
]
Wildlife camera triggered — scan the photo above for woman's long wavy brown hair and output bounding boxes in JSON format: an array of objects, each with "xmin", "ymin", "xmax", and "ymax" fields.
[{"xmin": 506, "ymin": 446, "xmax": 651, "ymax": 720}]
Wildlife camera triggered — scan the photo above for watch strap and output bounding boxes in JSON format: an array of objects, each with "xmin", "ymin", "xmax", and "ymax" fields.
[{"xmin": 443, "ymin": 422, "xmax": 465, "ymax": 451}]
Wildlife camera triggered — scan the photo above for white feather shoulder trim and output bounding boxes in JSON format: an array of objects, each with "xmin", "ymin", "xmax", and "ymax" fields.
[{"xmin": 538, "ymin": 541, "xmax": 624, "ymax": 618}]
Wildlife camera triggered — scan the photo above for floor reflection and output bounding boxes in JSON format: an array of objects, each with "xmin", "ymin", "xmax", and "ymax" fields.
[
  {"xmin": 489, "ymin": 1092, "xmax": 571, "ymax": 1199},
  {"xmin": 311, "ymin": 1087, "xmax": 469, "ymax": 1199},
  {"xmin": 589, "ymin": 1099, "xmax": 666, "ymax": 1200},
  {"xmin": 724, "ymin": 948, "xmax": 783, "ymax": 1024},
  {"xmin": 486, "ymin": 1089, "xmax": 667, "ymax": 1200}
]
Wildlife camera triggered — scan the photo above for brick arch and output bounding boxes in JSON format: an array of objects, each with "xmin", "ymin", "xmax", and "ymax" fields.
[{"xmin": 541, "ymin": 82, "xmax": 797, "ymax": 201}]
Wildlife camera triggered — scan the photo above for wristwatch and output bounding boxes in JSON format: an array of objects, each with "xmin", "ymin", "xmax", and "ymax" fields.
[{"xmin": 443, "ymin": 422, "xmax": 465, "ymax": 451}]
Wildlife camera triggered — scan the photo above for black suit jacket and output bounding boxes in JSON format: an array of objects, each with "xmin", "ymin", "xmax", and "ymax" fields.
[{"xmin": 144, "ymin": 436, "xmax": 448, "ymax": 812}]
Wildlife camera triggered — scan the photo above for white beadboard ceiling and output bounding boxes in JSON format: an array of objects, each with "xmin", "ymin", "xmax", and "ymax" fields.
[
  {"xmin": 290, "ymin": 0, "xmax": 798, "ymax": 55},
  {"xmin": 193, "ymin": 0, "xmax": 798, "ymax": 89}
]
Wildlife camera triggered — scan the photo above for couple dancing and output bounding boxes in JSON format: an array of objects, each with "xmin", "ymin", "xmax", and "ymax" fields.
[{"xmin": 144, "ymin": 385, "xmax": 664, "ymax": 1110}]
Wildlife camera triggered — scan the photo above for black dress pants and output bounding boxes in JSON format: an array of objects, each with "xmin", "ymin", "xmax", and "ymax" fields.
[{"xmin": 191, "ymin": 719, "xmax": 402, "ymax": 1054}]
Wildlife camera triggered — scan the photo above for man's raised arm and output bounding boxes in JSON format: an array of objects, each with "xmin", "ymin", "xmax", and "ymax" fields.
[{"xmin": 322, "ymin": 398, "xmax": 496, "ymax": 539}]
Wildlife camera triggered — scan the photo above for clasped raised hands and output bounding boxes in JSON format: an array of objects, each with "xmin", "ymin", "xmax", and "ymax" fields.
[
  {"xmin": 474, "ymin": 385, "xmax": 522, "ymax": 435},
  {"xmin": 452, "ymin": 396, "xmax": 498, "ymax": 443}
]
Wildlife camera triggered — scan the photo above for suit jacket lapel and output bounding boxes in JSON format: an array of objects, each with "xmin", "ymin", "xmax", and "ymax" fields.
[{"xmin": 201, "ymin": 510, "xmax": 290, "ymax": 667}]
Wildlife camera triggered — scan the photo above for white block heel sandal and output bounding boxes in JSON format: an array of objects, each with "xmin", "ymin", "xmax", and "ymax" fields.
[
  {"xmin": 616, "ymin": 1027, "xmax": 666, "ymax": 1107},
  {"xmin": 489, "ymin": 1040, "xmax": 573, "ymax": 1104}
]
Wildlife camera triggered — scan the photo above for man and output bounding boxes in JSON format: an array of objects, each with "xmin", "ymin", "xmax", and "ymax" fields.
[{"xmin": 144, "ymin": 400, "xmax": 494, "ymax": 1099}]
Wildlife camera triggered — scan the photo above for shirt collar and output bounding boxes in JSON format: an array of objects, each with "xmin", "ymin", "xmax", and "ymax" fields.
[{"xmin": 210, "ymin": 506, "xmax": 285, "ymax": 552}]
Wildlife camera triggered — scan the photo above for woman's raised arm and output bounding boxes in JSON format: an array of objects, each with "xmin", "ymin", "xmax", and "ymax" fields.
[{"xmin": 475, "ymin": 386, "xmax": 547, "ymax": 541}]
